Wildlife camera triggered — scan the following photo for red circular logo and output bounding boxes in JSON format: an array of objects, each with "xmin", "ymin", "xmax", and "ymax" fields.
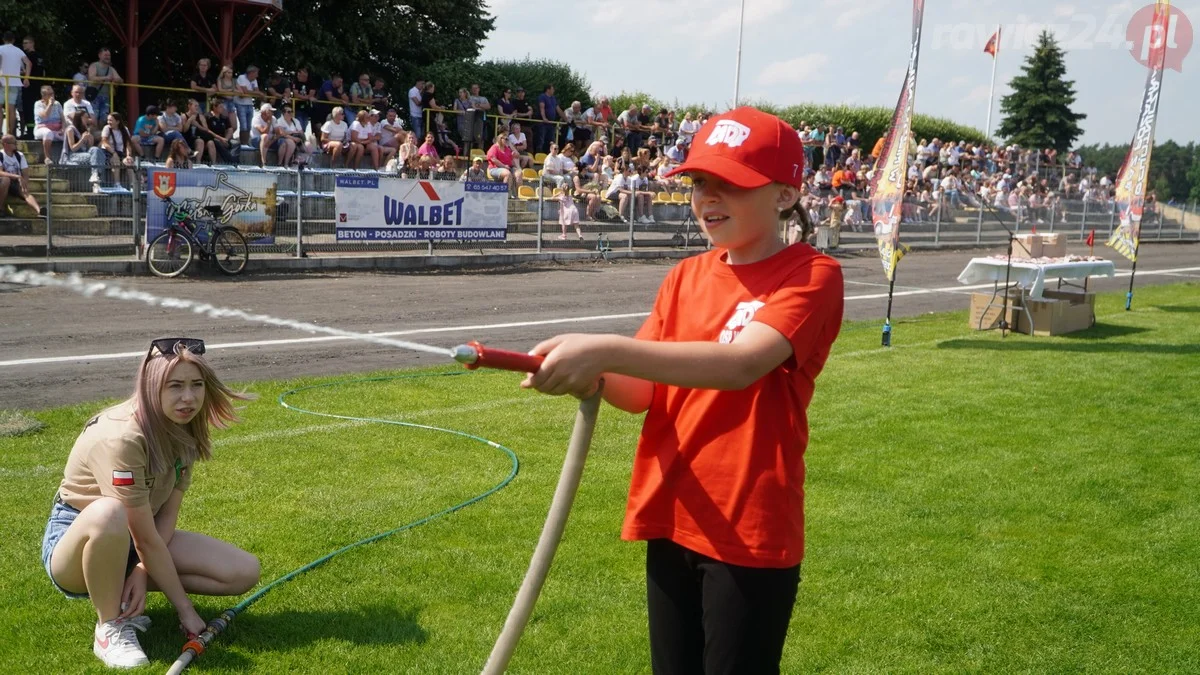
[{"xmin": 1127, "ymin": 3, "xmax": 1193, "ymax": 71}]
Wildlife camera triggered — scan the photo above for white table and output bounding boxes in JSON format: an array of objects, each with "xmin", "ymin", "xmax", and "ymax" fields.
[
  {"xmin": 958, "ymin": 257, "xmax": 1116, "ymax": 334},
  {"xmin": 957, "ymin": 258, "xmax": 1116, "ymax": 299}
]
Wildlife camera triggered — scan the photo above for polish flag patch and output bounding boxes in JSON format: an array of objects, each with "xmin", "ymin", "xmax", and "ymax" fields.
[{"xmin": 112, "ymin": 470, "xmax": 135, "ymax": 486}]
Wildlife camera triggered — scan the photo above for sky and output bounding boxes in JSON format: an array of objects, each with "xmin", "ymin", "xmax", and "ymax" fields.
[{"xmin": 480, "ymin": 0, "xmax": 1198, "ymax": 146}]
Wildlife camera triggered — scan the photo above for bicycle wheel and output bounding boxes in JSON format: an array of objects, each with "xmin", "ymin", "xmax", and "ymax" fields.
[
  {"xmin": 211, "ymin": 228, "xmax": 249, "ymax": 275},
  {"xmin": 146, "ymin": 230, "xmax": 194, "ymax": 278}
]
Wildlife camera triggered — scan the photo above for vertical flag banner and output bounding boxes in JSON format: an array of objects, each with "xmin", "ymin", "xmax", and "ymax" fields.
[
  {"xmin": 1107, "ymin": 0, "xmax": 1171, "ymax": 262},
  {"xmin": 869, "ymin": 0, "xmax": 925, "ymax": 281}
]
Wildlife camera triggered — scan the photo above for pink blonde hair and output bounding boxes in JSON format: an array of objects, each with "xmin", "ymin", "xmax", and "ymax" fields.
[{"xmin": 132, "ymin": 346, "xmax": 254, "ymax": 474}]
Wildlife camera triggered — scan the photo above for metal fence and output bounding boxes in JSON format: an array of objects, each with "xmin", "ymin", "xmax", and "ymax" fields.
[{"xmin": 5, "ymin": 161, "xmax": 1197, "ymax": 260}]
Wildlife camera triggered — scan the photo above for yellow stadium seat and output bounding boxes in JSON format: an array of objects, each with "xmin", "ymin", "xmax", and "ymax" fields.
[
  {"xmin": 533, "ymin": 153, "xmax": 548, "ymax": 165},
  {"xmin": 522, "ymin": 168, "xmax": 539, "ymax": 181},
  {"xmin": 517, "ymin": 185, "xmax": 537, "ymax": 200},
  {"xmin": 680, "ymin": 176, "xmax": 693, "ymax": 187},
  {"xmin": 671, "ymin": 192, "xmax": 688, "ymax": 204},
  {"xmin": 469, "ymin": 148, "xmax": 485, "ymax": 160},
  {"xmin": 655, "ymin": 191, "xmax": 671, "ymax": 203}
]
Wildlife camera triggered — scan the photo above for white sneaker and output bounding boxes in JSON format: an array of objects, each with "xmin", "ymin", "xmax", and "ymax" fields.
[
  {"xmin": 93, "ymin": 616, "xmax": 151, "ymax": 668},
  {"xmin": 89, "ymin": 170, "xmax": 101, "ymax": 184},
  {"xmin": 639, "ymin": 215, "xmax": 652, "ymax": 224},
  {"xmin": 648, "ymin": 215, "xmax": 657, "ymax": 224}
]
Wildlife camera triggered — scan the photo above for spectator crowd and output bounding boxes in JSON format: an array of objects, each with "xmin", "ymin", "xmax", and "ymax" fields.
[{"xmin": 0, "ymin": 38, "xmax": 1119, "ymax": 231}]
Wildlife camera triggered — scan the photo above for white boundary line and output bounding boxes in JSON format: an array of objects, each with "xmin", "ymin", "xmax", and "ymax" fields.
[{"xmin": 3, "ymin": 265, "xmax": 1198, "ymax": 369}]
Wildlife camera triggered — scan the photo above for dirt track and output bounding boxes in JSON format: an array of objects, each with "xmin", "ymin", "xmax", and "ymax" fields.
[{"xmin": 2, "ymin": 242, "xmax": 1197, "ymax": 410}]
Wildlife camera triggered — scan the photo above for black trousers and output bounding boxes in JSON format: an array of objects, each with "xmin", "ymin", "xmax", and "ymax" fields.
[{"xmin": 646, "ymin": 539, "xmax": 801, "ymax": 675}]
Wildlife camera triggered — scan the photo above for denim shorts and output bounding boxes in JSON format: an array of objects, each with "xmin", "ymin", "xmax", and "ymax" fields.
[{"xmin": 42, "ymin": 499, "xmax": 139, "ymax": 599}]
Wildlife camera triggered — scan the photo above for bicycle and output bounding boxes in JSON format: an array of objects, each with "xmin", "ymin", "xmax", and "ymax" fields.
[{"xmin": 146, "ymin": 198, "xmax": 250, "ymax": 278}]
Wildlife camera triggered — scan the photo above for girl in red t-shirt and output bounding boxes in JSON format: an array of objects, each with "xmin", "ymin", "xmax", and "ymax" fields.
[{"xmin": 523, "ymin": 107, "xmax": 844, "ymax": 674}]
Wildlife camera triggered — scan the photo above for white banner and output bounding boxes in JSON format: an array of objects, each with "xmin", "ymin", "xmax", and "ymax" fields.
[{"xmin": 335, "ymin": 175, "xmax": 509, "ymax": 241}]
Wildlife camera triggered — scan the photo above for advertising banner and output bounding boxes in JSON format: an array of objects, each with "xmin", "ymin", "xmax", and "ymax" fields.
[
  {"xmin": 146, "ymin": 169, "xmax": 278, "ymax": 244},
  {"xmin": 335, "ymin": 175, "xmax": 509, "ymax": 241}
]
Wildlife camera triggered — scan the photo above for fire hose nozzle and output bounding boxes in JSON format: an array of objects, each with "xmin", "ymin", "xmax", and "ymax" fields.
[{"xmin": 452, "ymin": 341, "xmax": 544, "ymax": 373}]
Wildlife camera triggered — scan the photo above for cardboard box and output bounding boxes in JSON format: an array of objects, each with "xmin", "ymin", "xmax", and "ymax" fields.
[
  {"xmin": 969, "ymin": 291, "xmax": 1019, "ymax": 330},
  {"xmin": 1041, "ymin": 233, "xmax": 1067, "ymax": 258},
  {"xmin": 1013, "ymin": 234, "xmax": 1042, "ymax": 259},
  {"xmin": 1012, "ymin": 289, "xmax": 1095, "ymax": 336}
]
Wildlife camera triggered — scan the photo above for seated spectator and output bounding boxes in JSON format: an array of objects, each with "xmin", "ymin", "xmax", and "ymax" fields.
[
  {"xmin": 133, "ymin": 106, "xmax": 164, "ymax": 160},
  {"xmin": 33, "ymin": 86, "xmax": 64, "ymax": 164},
  {"xmin": 485, "ymin": 133, "xmax": 522, "ymax": 194},
  {"xmin": 233, "ymin": 65, "xmax": 261, "ymax": 145},
  {"xmin": 379, "ymin": 108, "xmax": 404, "ymax": 152},
  {"xmin": 643, "ymin": 136, "xmax": 660, "ymax": 161},
  {"xmin": 349, "ymin": 73, "xmax": 373, "ymax": 110},
  {"xmin": 507, "ymin": 122, "xmax": 532, "ymax": 168},
  {"xmin": 365, "ymin": 109, "xmax": 394, "ymax": 169},
  {"xmin": 664, "ymin": 137, "xmax": 686, "ymax": 165},
  {"xmin": 190, "ymin": 58, "xmax": 217, "ymax": 111},
  {"xmin": 418, "ymin": 131, "xmax": 440, "ymax": 161},
  {"xmin": 320, "ymin": 105, "xmax": 349, "ymax": 167},
  {"xmin": 652, "ymin": 108, "xmax": 673, "ymax": 144},
  {"xmin": 604, "ymin": 162, "xmax": 650, "ymax": 224},
  {"xmin": 181, "ymin": 98, "xmax": 208, "ymax": 160},
  {"xmin": 676, "ymin": 112, "xmax": 700, "ymax": 146},
  {"xmin": 464, "ymin": 155, "xmax": 487, "ymax": 182},
  {"xmin": 157, "ymin": 100, "xmax": 187, "ymax": 146},
  {"xmin": 63, "ymin": 84, "xmax": 95, "ymax": 124},
  {"xmin": 60, "ymin": 111, "xmax": 108, "ymax": 190},
  {"xmin": 541, "ymin": 143, "xmax": 570, "ymax": 187},
  {"xmin": 276, "ymin": 106, "xmax": 307, "ymax": 165},
  {"xmin": 99, "ymin": 113, "xmax": 136, "ymax": 187},
  {"xmin": 199, "ymin": 99, "xmax": 236, "ymax": 164},
  {"xmin": 0, "ymin": 133, "xmax": 40, "ymax": 215},
  {"xmin": 165, "ymin": 138, "xmax": 193, "ymax": 169},
  {"xmin": 397, "ymin": 130, "xmax": 419, "ymax": 168},
  {"xmin": 434, "ymin": 156, "xmax": 457, "ymax": 181},
  {"xmin": 249, "ymin": 103, "xmax": 287, "ymax": 167},
  {"xmin": 346, "ymin": 109, "xmax": 371, "ymax": 169}
]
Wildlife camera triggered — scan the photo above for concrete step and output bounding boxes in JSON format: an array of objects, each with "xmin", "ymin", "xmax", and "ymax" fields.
[
  {"xmin": 0, "ymin": 217, "xmax": 133, "ymax": 236},
  {"xmin": 6, "ymin": 203, "xmax": 100, "ymax": 219},
  {"xmin": 27, "ymin": 178, "xmax": 70, "ymax": 192}
]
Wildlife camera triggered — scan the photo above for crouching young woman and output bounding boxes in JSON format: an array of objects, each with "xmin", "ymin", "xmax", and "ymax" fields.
[{"xmin": 41, "ymin": 337, "xmax": 259, "ymax": 668}]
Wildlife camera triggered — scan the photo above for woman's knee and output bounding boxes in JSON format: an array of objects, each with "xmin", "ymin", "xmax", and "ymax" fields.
[
  {"xmin": 231, "ymin": 551, "xmax": 260, "ymax": 593},
  {"xmin": 83, "ymin": 497, "xmax": 128, "ymax": 538}
]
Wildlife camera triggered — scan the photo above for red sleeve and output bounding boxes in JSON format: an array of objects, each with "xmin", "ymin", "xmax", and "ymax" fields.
[
  {"xmin": 635, "ymin": 263, "xmax": 681, "ymax": 342},
  {"xmin": 486, "ymin": 146, "xmax": 500, "ymax": 168},
  {"xmin": 751, "ymin": 256, "xmax": 843, "ymax": 368}
]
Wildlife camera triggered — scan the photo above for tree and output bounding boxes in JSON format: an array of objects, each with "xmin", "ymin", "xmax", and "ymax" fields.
[
  {"xmin": 0, "ymin": 0, "xmax": 494, "ymax": 112},
  {"xmin": 997, "ymin": 31, "xmax": 1086, "ymax": 153},
  {"xmin": 1077, "ymin": 141, "xmax": 1199, "ymax": 201},
  {"xmin": 1189, "ymin": 151, "xmax": 1200, "ymax": 203}
]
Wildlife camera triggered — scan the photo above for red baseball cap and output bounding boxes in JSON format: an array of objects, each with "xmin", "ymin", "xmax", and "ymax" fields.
[{"xmin": 666, "ymin": 106, "xmax": 805, "ymax": 189}]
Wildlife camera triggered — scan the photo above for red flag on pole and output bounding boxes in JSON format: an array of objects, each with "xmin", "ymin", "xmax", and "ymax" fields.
[
  {"xmin": 984, "ymin": 30, "xmax": 1000, "ymax": 57},
  {"xmin": 1086, "ymin": 229, "xmax": 1095, "ymax": 247}
]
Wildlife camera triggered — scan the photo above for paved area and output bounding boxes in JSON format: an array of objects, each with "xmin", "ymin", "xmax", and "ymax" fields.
[{"xmin": 2, "ymin": 242, "xmax": 1196, "ymax": 410}]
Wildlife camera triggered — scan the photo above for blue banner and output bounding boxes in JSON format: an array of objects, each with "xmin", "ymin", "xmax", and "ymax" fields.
[{"xmin": 146, "ymin": 168, "xmax": 279, "ymax": 245}]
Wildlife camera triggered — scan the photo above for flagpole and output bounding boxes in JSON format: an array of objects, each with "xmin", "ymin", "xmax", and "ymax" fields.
[
  {"xmin": 1126, "ymin": 240, "xmax": 1141, "ymax": 310},
  {"xmin": 985, "ymin": 24, "xmax": 1000, "ymax": 138},
  {"xmin": 733, "ymin": 0, "xmax": 746, "ymax": 106}
]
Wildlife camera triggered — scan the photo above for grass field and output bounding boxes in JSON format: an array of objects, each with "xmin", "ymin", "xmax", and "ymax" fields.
[{"xmin": 2, "ymin": 282, "xmax": 1199, "ymax": 674}]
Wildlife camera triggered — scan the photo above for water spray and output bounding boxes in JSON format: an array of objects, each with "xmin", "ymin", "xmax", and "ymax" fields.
[{"xmin": 2, "ymin": 266, "xmax": 601, "ymax": 673}]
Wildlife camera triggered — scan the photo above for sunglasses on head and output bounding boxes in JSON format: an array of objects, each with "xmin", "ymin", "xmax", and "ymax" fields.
[{"xmin": 148, "ymin": 337, "xmax": 206, "ymax": 358}]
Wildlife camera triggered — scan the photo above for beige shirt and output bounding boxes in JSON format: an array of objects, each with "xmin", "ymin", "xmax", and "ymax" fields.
[{"xmin": 58, "ymin": 401, "xmax": 192, "ymax": 514}]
